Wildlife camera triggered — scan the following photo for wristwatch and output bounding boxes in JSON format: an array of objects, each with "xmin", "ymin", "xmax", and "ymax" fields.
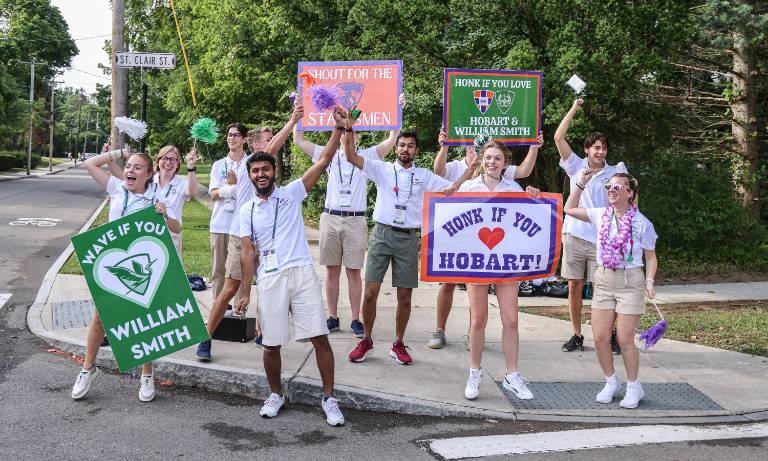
[{"xmin": 187, "ymin": 167, "xmax": 197, "ymax": 172}]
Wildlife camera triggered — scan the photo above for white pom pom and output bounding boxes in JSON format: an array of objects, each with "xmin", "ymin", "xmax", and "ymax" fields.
[{"xmin": 114, "ymin": 117, "xmax": 148, "ymax": 141}]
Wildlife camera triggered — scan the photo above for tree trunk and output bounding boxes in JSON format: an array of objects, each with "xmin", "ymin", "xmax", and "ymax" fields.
[{"xmin": 730, "ymin": 26, "xmax": 760, "ymax": 218}]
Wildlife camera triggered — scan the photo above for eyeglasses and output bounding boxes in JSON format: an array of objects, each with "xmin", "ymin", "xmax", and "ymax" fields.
[
  {"xmin": 604, "ymin": 183, "xmax": 625, "ymax": 193},
  {"xmin": 159, "ymin": 157, "xmax": 178, "ymax": 164},
  {"xmin": 227, "ymin": 133, "xmax": 243, "ymax": 138}
]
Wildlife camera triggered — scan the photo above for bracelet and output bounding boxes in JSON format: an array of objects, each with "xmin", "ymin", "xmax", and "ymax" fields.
[
  {"xmin": 345, "ymin": 128, "xmax": 353, "ymax": 132},
  {"xmin": 187, "ymin": 167, "xmax": 196, "ymax": 172},
  {"xmin": 646, "ymin": 279, "xmax": 654, "ymax": 283},
  {"xmin": 576, "ymin": 182, "xmax": 585, "ymax": 190},
  {"xmin": 335, "ymin": 126, "xmax": 345, "ymax": 131}
]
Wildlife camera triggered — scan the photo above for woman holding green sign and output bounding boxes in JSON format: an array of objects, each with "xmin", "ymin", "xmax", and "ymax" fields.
[{"xmin": 72, "ymin": 149, "xmax": 181, "ymax": 402}]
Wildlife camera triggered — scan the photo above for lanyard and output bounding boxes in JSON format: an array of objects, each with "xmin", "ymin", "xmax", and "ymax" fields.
[
  {"xmin": 336, "ymin": 150, "xmax": 355, "ymax": 188},
  {"xmin": 393, "ymin": 164, "xmax": 414, "ymax": 202},
  {"xmin": 222, "ymin": 155, "xmax": 243, "ymax": 178},
  {"xmin": 121, "ymin": 183, "xmax": 156, "ymax": 217},
  {"xmin": 251, "ymin": 197, "xmax": 280, "ymax": 246}
]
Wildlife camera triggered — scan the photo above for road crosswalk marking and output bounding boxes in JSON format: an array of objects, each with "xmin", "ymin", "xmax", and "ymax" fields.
[
  {"xmin": 0, "ymin": 293, "xmax": 11, "ymax": 309},
  {"xmin": 425, "ymin": 422, "xmax": 768, "ymax": 459}
]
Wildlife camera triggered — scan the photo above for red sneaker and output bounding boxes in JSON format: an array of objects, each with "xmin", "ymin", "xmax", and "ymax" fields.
[
  {"xmin": 349, "ymin": 338, "xmax": 373, "ymax": 362},
  {"xmin": 389, "ymin": 341, "xmax": 412, "ymax": 365}
]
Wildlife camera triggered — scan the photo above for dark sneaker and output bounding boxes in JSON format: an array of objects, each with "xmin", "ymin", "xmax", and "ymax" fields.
[
  {"xmin": 488, "ymin": 284, "xmax": 496, "ymax": 295},
  {"xmin": 518, "ymin": 281, "xmax": 535, "ymax": 297},
  {"xmin": 389, "ymin": 341, "xmax": 413, "ymax": 365},
  {"xmin": 196, "ymin": 339, "xmax": 212, "ymax": 361},
  {"xmin": 457, "ymin": 283, "xmax": 467, "ymax": 291},
  {"xmin": 542, "ymin": 282, "xmax": 569, "ymax": 298},
  {"xmin": 561, "ymin": 334, "xmax": 584, "ymax": 352},
  {"xmin": 611, "ymin": 330, "xmax": 621, "ymax": 355},
  {"xmin": 349, "ymin": 338, "xmax": 373, "ymax": 362},
  {"xmin": 350, "ymin": 320, "xmax": 364, "ymax": 338},
  {"xmin": 254, "ymin": 335, "xmax": 263, "ymax": 347},
  {"xmin": 100, "ymin": 336, "xmax": 110, "ymax": 347},
  {"xmin": 327, "ymin": 316, "xmax": 340, "ymax": 332}
]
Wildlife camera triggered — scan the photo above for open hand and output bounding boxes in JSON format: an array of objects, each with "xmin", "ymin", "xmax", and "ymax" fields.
[
  {"xmin": 154, "ymin": 200, "xmax": 167, "ymax": 216},
  {"xmin": 526, "ymin": 185, "xmax": 541, "ymax": 198}
]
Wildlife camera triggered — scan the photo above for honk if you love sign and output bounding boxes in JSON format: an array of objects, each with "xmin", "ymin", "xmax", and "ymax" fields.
[
  {"xmin": 72, "ymin": 207, "xmax": 209, "ymax": 371},
  {"xmin": 420, "ymin": 192, "xmax": 562, "ymax": 283}
]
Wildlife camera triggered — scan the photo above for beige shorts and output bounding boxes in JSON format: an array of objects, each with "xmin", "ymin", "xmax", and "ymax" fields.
[
  {"xmin": 210, "ymin": 233, "xmax": 230, "ymax": 299},
  {"xmin": 592, "ymin": 266, "xmax": 646, "ymax": 315},
  {"xmin": 257, "ymin": 265, "xmax": 329, "ymax": 346},
  {"xmin": 224, "ymin": 236, "xmax": 242, "ymax": 281},
  {"xmin": 561, "ymin": 234, "xmax": 597, "ymax": 281},
  {"xmin": 319, "ymin": 213, "xmax": 368, "ymax": 269}
]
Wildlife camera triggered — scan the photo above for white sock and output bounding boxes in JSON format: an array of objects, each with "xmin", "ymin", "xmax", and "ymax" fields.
[{"xmin": 627, "ymin": 379, "xmax": 640, "ymax": 388}]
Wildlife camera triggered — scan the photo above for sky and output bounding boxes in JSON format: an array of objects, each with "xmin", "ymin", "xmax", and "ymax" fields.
[{"xmin": 51, "ymin": 0, "xmax": 112, "ymax": 93}]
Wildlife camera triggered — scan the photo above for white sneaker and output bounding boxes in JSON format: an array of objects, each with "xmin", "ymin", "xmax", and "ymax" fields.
[
  {"xmin": 619, "ymin": 381, "xmax": 645, "ymax": 409},
  {"xmin": 321, "ymin": 396, "xmax": 345, "ymax": 427},
  {"xmin": 138, "ymin": 374, "xmax": 155, "ymax": 402},
  {"xmin": 71, "ymin": 367, "xmax": 100, "ymax": 400},
  {"xmin": 503, "ymin": 372, "xmax": 534, "ymax": 400},
  {"xmin": 464, "ymin": 368, "xmax": 483, "ymax": 400},
  {"xmin": 596, "ymin": 375, "xmax": 620, "ymax": 404},
  {"xmin": 260, "ymin": 392, "xmax": 285, "ymax": 418}
]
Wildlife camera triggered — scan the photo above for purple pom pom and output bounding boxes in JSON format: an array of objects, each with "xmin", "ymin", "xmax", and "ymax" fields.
[
  {"xmin": 638, "ymin": 319, "xmax": 668, "ymax": 351},
  {"xmin": 310, "ymin": 86, "xmax": 338, "ymax": 111},
  {"xmin": 289, "ymin": 91, "xmax": 297, "ymax": 105}
]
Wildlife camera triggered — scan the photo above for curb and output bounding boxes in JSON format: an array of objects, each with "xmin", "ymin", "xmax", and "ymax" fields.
[
  {"xmin": 25, "ymin": 198, "xmax": 768, "ymax": 424},
  {"xmin": 0, "ymin": 162, "xmax": 77, "ymax": 182}
]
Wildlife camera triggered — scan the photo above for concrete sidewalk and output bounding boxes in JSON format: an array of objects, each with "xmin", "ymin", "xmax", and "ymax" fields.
[
  {"xmin": 0, "ymin": 160, "xmax": 77, "ymax": 181},
  {"xmin": 27, "ymin": 225, "xmax": 768, "ymax": 424}
]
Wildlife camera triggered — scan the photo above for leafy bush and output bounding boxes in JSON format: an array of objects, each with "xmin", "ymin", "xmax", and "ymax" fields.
[{"xmin": 0, "ymin": 151, "xmax": 39, "ymax": 171}]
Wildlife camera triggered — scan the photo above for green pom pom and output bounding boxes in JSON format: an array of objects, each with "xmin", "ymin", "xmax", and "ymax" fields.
[{"xmin": 190, "ymin": 117, "xmax": 218, "ymax": 144}]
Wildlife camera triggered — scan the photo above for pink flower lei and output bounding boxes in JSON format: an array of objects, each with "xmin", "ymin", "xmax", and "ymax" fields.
[{"xmin": 599, "ymin": 206, "xmax": 637, "ymax": 268}]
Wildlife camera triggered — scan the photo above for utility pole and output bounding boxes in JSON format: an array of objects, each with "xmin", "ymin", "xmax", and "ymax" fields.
[
  {"xmin": 95, "ymin": 110, "xmax": 101, "ymax": 154},
  {"xmin": 111, "ymin": 0, "xmax": 128, "ymax": 149},
  {"xmin": 25, "ymin": 58, "xmax": 36, "ymax": 175},
  {"xmin": 83, "ymin": 108, "xmax": 91, "ymax": 155},
  {"xmin": 48, "ymin": 80, "xmax": 62, "ymax": 172},
  {"xmin": 74, "ymin": 89, "xmax": 82, "ymax": 163}
]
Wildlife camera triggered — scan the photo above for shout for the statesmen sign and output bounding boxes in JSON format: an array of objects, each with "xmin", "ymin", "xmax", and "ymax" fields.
[
  {"xmin": 72, "ymin": 207, "xmax": 208, "ymax": 371},
  {"xmin": 421, "ymin": 193, "xmax": 562, "ymax": 283},
  {"xmin": 442, "ymin": 68, "xmax": 542, "ymax": 146}
]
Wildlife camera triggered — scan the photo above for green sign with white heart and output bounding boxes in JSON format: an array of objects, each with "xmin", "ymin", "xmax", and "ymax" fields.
[{"xmin": 72, "ymin": 207, "xmax": 209, "ymax": 371}]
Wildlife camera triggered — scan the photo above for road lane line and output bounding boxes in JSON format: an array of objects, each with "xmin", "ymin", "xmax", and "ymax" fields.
[
  {"xmin": 0, "ymin": 293, "xmax": 11, "ymax": 309},
  {"xmin": 426, "ymin": 422, "xmax": 768, "ymax": 459}
]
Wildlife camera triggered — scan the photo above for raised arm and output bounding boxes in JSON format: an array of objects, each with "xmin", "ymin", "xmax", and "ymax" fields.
[
  {"xmin": 343, "ymin": 110, "xmax": 365, "ymax": 170},
  {"xmin": 302, "ymin": 107, "xmax": 345, "ymax": 192},
  {"xmin": 185, "ymin": 148, "xmax": 199, "ymax": 197},
  {"xmin": 373, "ymin": 93, "xmax": 405, "ymax": 158},
  {"xmin": 554, "ymin": 98, "xmax": 583, "ymax": 161},
  {"xmin": 513, "ymin": 131, "xmax": 544, "ymax": 179},
  {"xmin": 265, "ymin": 103, "xmax": 304, "ymax": 157},
  {"xmin": 84, "ymin": 149, "xmax": 127, "ymax": 189},
  {"xmin": 563, "ymin": 168, "xmax": 593, "ymax": 222},
  {"xmin": 433, "ymin": 128, "xmax": 449, "ymax": 178}
]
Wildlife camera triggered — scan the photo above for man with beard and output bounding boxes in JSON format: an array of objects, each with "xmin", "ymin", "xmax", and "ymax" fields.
[
  {"xmin": 235, "ymin": 106, "xmax": 347, "ymax": 426},
  {"xmin": 196, "ymin": 104, "xmax": 303, "ymax": 361},
  {"xmin": 343, "ymin": 117, "xmax": 474, "ymax": 365}
]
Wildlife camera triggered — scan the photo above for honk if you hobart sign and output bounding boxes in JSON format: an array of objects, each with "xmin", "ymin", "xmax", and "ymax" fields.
[
  {"xmin": 420, "ymin": 193, "xmax": 562, "ymax": 283},
  {"xmin": 72, "ymin": 207, "xmax": 209, "ymax": 371}
]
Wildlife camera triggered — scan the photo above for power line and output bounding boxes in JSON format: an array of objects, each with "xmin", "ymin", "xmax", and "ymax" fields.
[{"xmin": 69, "ymin": 67, "xmax": 110, "ymax": 80}]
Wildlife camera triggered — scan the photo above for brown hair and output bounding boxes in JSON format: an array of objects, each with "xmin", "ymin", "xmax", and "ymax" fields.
[
  {"xmin": 583, "ymin": 132, "xmax": 609, "ymax": 150},
  {"xmin": 480, "ymin": 140, "xmax": 511, "ymax": 166},
  {"xmin": 126, "ymin": 152, "xmax": 155, "ymax": 189},
  {"xmin": 154, "ymin": 145, "xmax": 181, "ymax": 175}
]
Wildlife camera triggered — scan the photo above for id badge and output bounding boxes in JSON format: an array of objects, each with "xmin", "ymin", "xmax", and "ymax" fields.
[
  {"xmin": 223, "ymin": 198, "xmax": 235, "ymax": 212},
  {"xmin": 393, "ymin": 204, "xmax": 407, "ymax": 225},
  {"xmin": 339, "ymin": 189, "xmax": 352, "ymax": 208},
  {"xmin": 262, "ymin": 249, "xmax": 279, "ymax": 273}
]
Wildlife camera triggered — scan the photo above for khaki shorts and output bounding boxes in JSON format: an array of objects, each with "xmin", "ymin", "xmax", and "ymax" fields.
[
  {"xmin": 319, "ymin": 213, "xmax": 367, "ymax": 269},
  {"xmin": 210, "ymin": 233, "xmax": 230, "ymax": 299},
  {"xmin": 561, "ymin": 234, "xmax": 597, "ymax": 281},
  {"xmin": 257, "ymin": 265, "xmax": 329, "ymax": 346},
  {"xmin": 365, "ymin": 223, "xmax": 419, "ymax": 288},
  {"xmin": 592, "ymin": 266, "xmax": 646, "ymax": 315},
  {"xmin": 224, "ymin": 235, "xmax": 242, "ymax": 281}
]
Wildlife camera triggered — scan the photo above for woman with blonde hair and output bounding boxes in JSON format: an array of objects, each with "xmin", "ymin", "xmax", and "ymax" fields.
[
  {"xmin": 564, "ymin": 170, "xmax": 658, "ymax": 408},
  {"xmin": 73, "ymin": 148, "xmax": 181, "ymax": 402},
  {"xmin": 459, "ymin": 136, "xmax": 543, "ymax": 401}
]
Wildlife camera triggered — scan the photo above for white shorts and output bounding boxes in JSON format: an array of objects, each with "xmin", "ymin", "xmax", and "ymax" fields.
[{"xmin": 256, "ymin": 264, "xmax": 329, "ymax": 346}]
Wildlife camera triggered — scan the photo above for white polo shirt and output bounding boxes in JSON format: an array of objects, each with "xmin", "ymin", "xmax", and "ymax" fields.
[
  {"xmin": 228, "ymin": 153, "xmax": 256, "ymax": 237},
  {"xmin": 238, "ymin": 179, "xmax": 312, "ymax": 281},
  {"xmin": 209, "ymin": 156, "xmax": 238, "ymax": 234},
  {"xmin": 312, "ymin": 144, "xmax": 378, "ymax": 212},
  {"xmin": 444, "ymin": 158, "xmax": 516, "ymax": 183},
  {"xmin": 363, "ymin": 158, "xmax": 452, "ymax": 228},
  {"xmin": 586, "ymin": 207, "xmax": 657, "ymax": 269},
  {"xmin": 458, "ymin": 175, "xmax": 524, "ymax": 193},
  {"xmin": 105, "ymin": 176, "xmax": 178, "ymax": 223},
  {"xmin": 153, "ymin": 174, "xmax": 188, "ymax": 225},
  {"xmin": 560, "ymin": 153, "xmax": 628, "ymax": 242}
]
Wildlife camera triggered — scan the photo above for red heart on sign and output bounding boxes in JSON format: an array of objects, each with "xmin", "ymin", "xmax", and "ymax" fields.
[{"xmin": 478, "ymin": 227, "xmax": 505, "ymax": 250}]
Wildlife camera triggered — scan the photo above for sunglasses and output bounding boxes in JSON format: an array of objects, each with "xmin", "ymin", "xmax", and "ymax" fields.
[{"xmin": 604, "ymin": 183, "xmax": 625, "ymax": 193}]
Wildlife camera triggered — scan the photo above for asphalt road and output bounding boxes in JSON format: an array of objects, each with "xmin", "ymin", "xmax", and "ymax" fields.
[{"xmin": 0, "ymin": 167, "xmax": 765, "ymax": 460}]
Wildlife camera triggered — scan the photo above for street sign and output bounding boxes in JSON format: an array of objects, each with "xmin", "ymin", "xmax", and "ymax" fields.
[{"xmin": 115, "ymin": 52, "xmax": 176, "ymax": 69}]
